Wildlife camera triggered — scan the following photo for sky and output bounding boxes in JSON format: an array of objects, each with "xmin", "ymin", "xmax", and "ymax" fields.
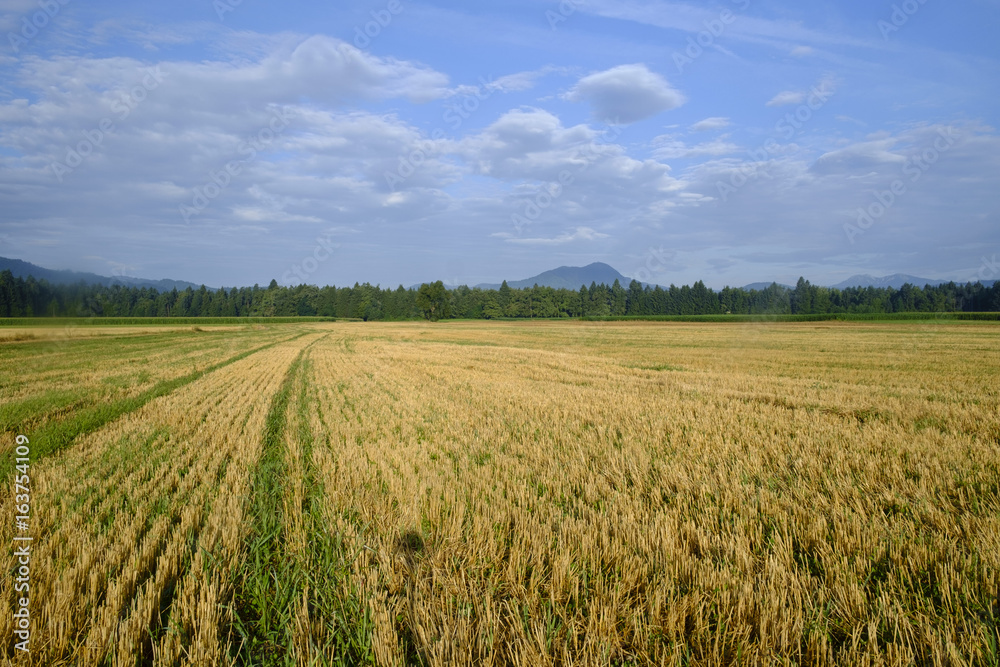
[{"xmin": 0, "ymin": 0, "xmax": 998, "ymax": 289}]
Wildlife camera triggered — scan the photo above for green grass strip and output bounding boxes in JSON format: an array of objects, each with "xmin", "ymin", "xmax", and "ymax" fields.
[
  {"xmin": 0, "ymin": 332, "xmax": 307, "ymax": 480},
  {"xmin": 0, "ymin": 317, "xmax": 341, "ymax": 326},
  {"xmin": 230, "ymin": 344, "xmax": 377, "ymax": 665},
  {"xmin": 230, "ymin": 349, "xmax": 303, "ymax": 665},
  {"xmin": 291, "ymin": 354, "xmax": 376, "ymax": 665}
]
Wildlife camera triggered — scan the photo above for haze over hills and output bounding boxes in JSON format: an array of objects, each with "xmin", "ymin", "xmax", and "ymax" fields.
[
  {"xmin": 3, "ymin": 256, "xmax": 995, "ymax": 293},
  {"xmin": 831, "ymin": 274, "xmax": 953, "ymax": 290},
  {"xmin": 741, "ymin": 282, "xmax": 793, "ymax": 291},
  {"xmin": 0, "ymin": 257, "xmax": 208, "ymax": 292}
]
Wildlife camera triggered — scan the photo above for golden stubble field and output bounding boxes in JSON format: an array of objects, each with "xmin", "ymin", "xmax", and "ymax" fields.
[{"xmin": 1, "ymin": 320, "xmax": 998, "ymax": 666}]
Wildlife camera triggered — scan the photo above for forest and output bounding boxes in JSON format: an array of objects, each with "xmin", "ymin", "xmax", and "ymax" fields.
[{"xmin": 1, "ymin": 270, "xmax": 998, "ymax": 320}]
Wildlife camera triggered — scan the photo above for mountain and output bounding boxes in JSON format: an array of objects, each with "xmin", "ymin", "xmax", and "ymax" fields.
[
  {"xmin": 475, "ymin": 262, "xmax": 632, "ymax": 290},
  {"xmin": 0, "ymin": 256, "xmax": 208, "ymax": 292},
  {"xmin": 741, "ymin": 282, "xmax": 792, "ymax": 291},
  {"xmin": 831, "ymin": 274, "xmax": 951, "ymax": 290}
]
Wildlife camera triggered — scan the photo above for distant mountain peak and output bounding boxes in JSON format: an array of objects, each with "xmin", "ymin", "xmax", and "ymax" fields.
[{"xmin": 476, "ymin": 262, "xmax": 631, "ymax": 290}]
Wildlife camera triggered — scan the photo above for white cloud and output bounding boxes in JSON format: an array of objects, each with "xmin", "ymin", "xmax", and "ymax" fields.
[
  {"xmin": 690, "ymin": 117, "xmax": 731, "ymax": 132},
  {"xmin": 0, "ymin": 0, "xmax": 36, "ymax": 32},
  {"xmin": 564, "ymin": 64, "xmax": 685, "ymax": 124},
  {"xmin": 766, "ymin": 91, "xmax": 805, "ymax": 107},
  {"xmin": 652, "ymin": 134, "xmax": 738, "ymax": 159},
  {"xmin": 459, "ymin": 107, "xmax": 603, "ymax": 179},
  {"xmin": 0, "ymin": 7, "xmax": 995, "ymax": 290},
  {"xmin": 836, "ymin": 115, "xmax": 868, "ymax": 127},
  {"xmin": 486, "ymin": 66, "xmax": 565, "ymax": 93},
  {"xmin": 458, "ymin": 108, "xmax": 684, "ymax": 216},
  {"xmin": 670, "ymin": 124, "xmax": 1000, "ymax": 276},
  {"xmin": 766, "ymin": 75, "xmax": 838, "ymax": 108},
  {"xmin": 809, "ymin": 138, "xmax": 909, "ymax": 176},
  {"xmin": 498, "ymin": 227, "xmax": 610, "ymax": 245},
  {"xmin": 575, "ymin": 0, "xmax": 880, "ymax": 52}
]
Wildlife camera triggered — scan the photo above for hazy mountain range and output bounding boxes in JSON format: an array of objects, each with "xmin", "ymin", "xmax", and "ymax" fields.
[
  {"xmin": 830, "ymin": 274, "xmax": 957, "ymax": 290},
  {"xmin": 2, "ymin": 257, "xmax": 992, "ymax": 293},
  {"xmin": 469, "ymin": 265, "xmax": 983, "ymax": 291},
  {"xmin": 0, "ymin": 257, "xmax": 206, "ymax": 292}
]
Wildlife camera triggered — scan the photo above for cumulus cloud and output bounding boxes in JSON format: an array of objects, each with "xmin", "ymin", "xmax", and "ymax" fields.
[
  {"xmin": 0, "ymin": 35, "xmax": 465, "ymax": 280},
  {"xmin": 564, "ymin": 63, "xmax": 685, "ymax": 124},
  {"xmin": 459, "ymin": 107, "xmax": 603, "ymax": 179},
  {"xmin": 1, "ymin": 12, "xmax": 996, "ymax": 291},
  {"xmin": 458, "ymin": 108, "xmax": 684, "ymax": 218},
  {"xmin": 667, "ymin": 123, "xmax": 1000, "ymax": 280},
  {"xmin": 176, "ymin": 35, "xmax": 451, "ymax": 106}
]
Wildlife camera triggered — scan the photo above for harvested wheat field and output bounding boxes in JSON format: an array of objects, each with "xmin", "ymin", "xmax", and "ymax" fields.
[{"xmin": 2, "ymin": 320, "xmax": 999, "ymax": 666}]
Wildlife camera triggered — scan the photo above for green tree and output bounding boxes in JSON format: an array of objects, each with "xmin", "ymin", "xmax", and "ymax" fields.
[
  {"xmin": 791, "ymin": 277, "xmax": 813, "ymax": 314},
  {"xmin": 416, "ymin": 281, "xmax": 450, "ymax": 321},
  {"xmin": 482, "ymin": 296, "xmax": 503, "ymax": 319},
  {"xmin": 610, "ymin": 279, "xmax": 627, "ymax": 315},
  {"xmin": 626, "ymin": 280, "xmax": 644, "ymax": 315},
  {"xmin": 498, "ymin": 280, "xmax": 512, "ymax": 311}
]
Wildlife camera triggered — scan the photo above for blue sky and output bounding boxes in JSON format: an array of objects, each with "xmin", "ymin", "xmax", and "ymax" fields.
[{"xmin": 1, "ymin": 0, "xmax": 998, "ymax": 289}]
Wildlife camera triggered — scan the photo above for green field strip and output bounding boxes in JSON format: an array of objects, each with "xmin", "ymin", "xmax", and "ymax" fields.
[
  {"xmin": 0, "ymin": 331, "xmax": 271, "ymax": 432},
  {"xmin": 0, "ymin": 316, "xmax": 341, "ymax": 326},
  {"xmin": 229, "ymin": 346, "xmax": 303, "ymax": 665},
  {"xmin": 230, "ymin": 338, "xmax": 376, "ymax": 666},
  {"xmin": 0, "ymin": 331, "xmax": 308, "ymax": 480},
  {"xmin": 287, "ymin": 350, "xmax": 376, "ymax": 665}
]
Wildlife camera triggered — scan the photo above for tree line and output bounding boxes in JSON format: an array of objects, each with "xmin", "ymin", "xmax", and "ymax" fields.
[{"xmin": 1, "ymin": 270, "xmax": 998, "ymax": 320}]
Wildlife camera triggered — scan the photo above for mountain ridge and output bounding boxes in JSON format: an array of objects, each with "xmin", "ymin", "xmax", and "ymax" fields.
[
  {"xmin": 3, "ymin": 256, "xmax": 994, "ymax": 293},
  {"xmin": 831, "ymin": 273, "xmax": 951, "ymax": 290},
  {"xmin": 0, "ymin": 257, "xmax": 209, "ymax": 292}
]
